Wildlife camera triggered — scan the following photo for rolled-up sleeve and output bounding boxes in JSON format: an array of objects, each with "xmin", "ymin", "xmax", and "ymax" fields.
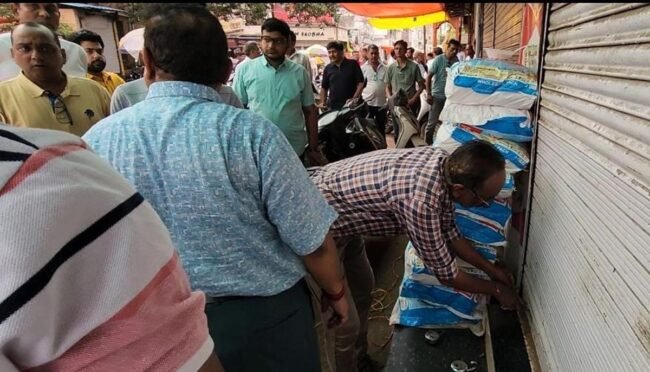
[
  {"xmin": 257, "ymin": 122, "xmax": 338, "ymax": 256},
  {"xmin": 404, "ymin": 200, "xmax": 459, "ymax": 281}
]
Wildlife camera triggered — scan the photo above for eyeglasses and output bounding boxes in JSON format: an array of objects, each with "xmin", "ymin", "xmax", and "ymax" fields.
[
  {"xmin": 45, "ymin": 91, "xmax": 74, "ymax": 127},
  {"xmin": 471, "ymin": 188, "xmax": 492, "ymax": 207},
  {"xmin": 260, "ymin": 36, "xmax": 287, "ymax": 46}
]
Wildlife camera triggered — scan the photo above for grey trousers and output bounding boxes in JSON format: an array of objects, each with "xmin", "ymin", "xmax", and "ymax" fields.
[
  {"xmin": 307, "ymin": 235, "xmax": 375, "ymax": 372},
  {"xmin": 424, "ymin": 96, "xmax": 446, "ymax": 145}
]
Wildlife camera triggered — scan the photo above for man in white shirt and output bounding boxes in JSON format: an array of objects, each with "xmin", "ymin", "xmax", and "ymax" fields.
[
  {"xmin": 361, "ymin": 44, "xmax": 388, "ymax": 135},
  {"xmin": 287, "ymin": 30, "xmax": 314, "ymax": 84},
  {"xmin": 456, "ymin": 44, "xmax": 467, "ymax": 64},
  {"xmin": 0, "ymin": 3, "xmax": 86, "ymax": 81},
  {"xmin": 414, "ymin": 50, "xmax": 428, "ymax": 80}
]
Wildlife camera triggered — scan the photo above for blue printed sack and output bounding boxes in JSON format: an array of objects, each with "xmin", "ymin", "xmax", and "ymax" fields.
[
  {"xmin": 440, "ymin": 102, "xmax": 533, "ymax": 142},
  {"xmin": 445, "ymin": 59, "xmax": 538, "ymax": 110},
  {"xmin": 454, "ymin": 198, "xmax": 512, "ymax": 246},
  {"xmin": 433, "ymin": 123, "xmax": 530, "ymax": 173}
]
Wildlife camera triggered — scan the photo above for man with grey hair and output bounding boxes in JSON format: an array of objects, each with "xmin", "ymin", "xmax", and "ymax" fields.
[
  {"xmin": 232, "ymin": 40, "xmax": 261, "ymax": 79},
  {"xmin": 361, "ymin": 44, "xmax": 387, "ymax": 134}
]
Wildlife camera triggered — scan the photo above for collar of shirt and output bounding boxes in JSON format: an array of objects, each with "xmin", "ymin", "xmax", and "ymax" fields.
[
  {"xmin": 362, "ymin": 61, "xmax": 385, "ymax": 71},
  {"xmin": 17, "ymin": 71, "xmax": 79, "ymax": 99},
  {"xmin": 261, "ymin": 55, "xmax": 290, "ymax": 71},
  {"xmin": 146, "ymin": 80, "xmax": 224, "ymax": 103},
  {"xmin": 87, "ymin": 71, "xmax": 112, "ymax": 86},
  {"xmin": 396, "ymin": 59, "xmax": 414, "ymax": 70}
]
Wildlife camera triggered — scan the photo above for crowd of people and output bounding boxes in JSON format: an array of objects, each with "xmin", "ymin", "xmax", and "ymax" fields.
[{"xmin": 0, "ymin": 3, "xmax": 520, "ymax": 372}]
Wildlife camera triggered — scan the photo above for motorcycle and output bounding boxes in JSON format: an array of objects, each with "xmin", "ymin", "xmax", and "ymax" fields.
[
  {"xmin": 388, "ymin": 89, "xmax": 428, "ymax": 148},
  {"xmin": 317, "ymin": 98, "xmax": 387, "ymax": 162}
]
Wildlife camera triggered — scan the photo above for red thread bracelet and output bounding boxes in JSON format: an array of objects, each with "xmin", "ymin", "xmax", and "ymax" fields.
[{"xmin": 325, "ymin": 285, "xmax": 346, "ymax": 302}]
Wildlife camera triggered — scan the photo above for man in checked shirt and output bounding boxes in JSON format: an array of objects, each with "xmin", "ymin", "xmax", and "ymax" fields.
[{"xmin": 309, "ymin": 140, "xmax": 520, "ymax": 371}]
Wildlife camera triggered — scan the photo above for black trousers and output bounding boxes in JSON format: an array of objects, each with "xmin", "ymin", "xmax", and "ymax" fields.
[{"xmin": 205, "ymin": 279, "xmax": 320, "ymax": 372}]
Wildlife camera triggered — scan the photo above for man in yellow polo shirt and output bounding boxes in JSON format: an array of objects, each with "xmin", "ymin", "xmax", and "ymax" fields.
[
  {"xmin": 69, "ymin": 29, "xmax": 125, "ymax": 95},
  {"xmin": 0, "ymin": 22, "xmax": 110, "ymax": 137}
]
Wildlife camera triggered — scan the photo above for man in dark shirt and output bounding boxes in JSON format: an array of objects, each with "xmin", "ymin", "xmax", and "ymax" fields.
[{"xmin": 319, "ymin": 41, "xmax": 364, "ymax": 111}]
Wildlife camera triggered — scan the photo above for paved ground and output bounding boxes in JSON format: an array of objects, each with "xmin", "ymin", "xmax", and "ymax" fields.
[
  {"xmin": 364, "ymin": 133, "xmax": 401, "ymax": 369},
  {"xmin": 364, "ymin": 235, "xmax": 409, "ymax": 368}
]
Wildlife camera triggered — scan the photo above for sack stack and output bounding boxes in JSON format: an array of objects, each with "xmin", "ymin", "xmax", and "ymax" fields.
[{"xmin": 390, "ymin": 59, "xmax": 538, "ymax": 331}]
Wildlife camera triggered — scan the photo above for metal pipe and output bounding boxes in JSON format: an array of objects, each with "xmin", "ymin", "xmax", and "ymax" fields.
[
  {"xmin": 518, "ymin": 3, "xmax": 550, "ymax": 293},
  {"xmin": 474, "ymin": 3, "xmax": 484, "ymax": 58}
]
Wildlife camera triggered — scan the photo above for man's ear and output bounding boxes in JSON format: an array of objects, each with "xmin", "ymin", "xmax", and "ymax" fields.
[
  {"xmin": 451, "ymin": 183, "xmax": 466, "ymax": 193},
  {"xmin": 142, "ymin": 47, "xmax": 156, "ymax": 87},
  {"xmin": 450, "ymin": 183, "xmax": 467, "ymax": 199}
]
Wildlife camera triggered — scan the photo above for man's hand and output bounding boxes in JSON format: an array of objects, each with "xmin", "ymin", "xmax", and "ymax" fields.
[
  {"xmin": 489, "ymin": 263, "xmax": 515, "ymax": 287},
  {"xmin": 305, "ymin": 148, "xmax": 329, "ymax": 166},
  {"xmin": 493, "ymin": 282, "xmax": 520, "ymax": 311},
  {"xmin": 320, "ymin": 291, "xmax": 350, "ymax": 328},
  {"xmin": 408, "ymin": 95, "xmax": 419, "ymax": 107},
  {"xmin": 426, "ymin": 93, "xmax": 433, "ymax": 105}
]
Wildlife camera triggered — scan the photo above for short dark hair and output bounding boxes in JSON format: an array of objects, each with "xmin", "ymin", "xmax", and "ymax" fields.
[
  {"xmin": 288, "ymin": 30, "xmax": 296, "ymax": 42},
  {"xmin": 393, "ymin": 40, "xmax": 407, "ymax": 49},
  {"xmin": 261, "ymin": 18, "xmax": 290, "ymax": 40},
  {"xmin": 144, "ymin": 5, "xmax": 227, "ymax": 85},
  {"xmin": 406, "ymin": 47, "xmax": 415, "ymax": 53},
  {"xmin": 11, "ymin": 22, "xmax": 60, "ymax": 47},
  {"xmin": 447, "ymin": 140, "xmax": 505, "ymax": 190},
  {"xmin": 326, "ymin": 41, "xmax": 343, "ymax": 52},
  {"xmin": 367, "ymin": 44, "xmax": 379, "ymax": 53},
  {"xmin": 433, "ymin": 47, "xmax": 443, "ymax": 56},
  {"xmin": 448, "ymin": 39, "xmax": 461, "ymax": 48},
  {"xmin": 68, "ymin": 29, "xmax": 104, "ymax": 48},
  {"xmin": 142, "ymin": 3, "xmax": 206, "ymax": 20},
  {"xmin": 427, "ymin": 52, "xmax": 434, "ymax": 58}
]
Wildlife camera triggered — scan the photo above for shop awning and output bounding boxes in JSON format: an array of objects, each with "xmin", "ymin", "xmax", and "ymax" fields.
[
  {"xmin": 368, "ymin": 11, "xmax": 448, "ymax": 30},
  {"xmin": 339, "ymin": 3, "xmax": 444, "ymax": 18}
]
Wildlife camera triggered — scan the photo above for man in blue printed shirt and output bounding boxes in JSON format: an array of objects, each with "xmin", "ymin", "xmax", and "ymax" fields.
[{"xmin": 83, "ymin": 5, "xmax": 349, "ymax": 372}]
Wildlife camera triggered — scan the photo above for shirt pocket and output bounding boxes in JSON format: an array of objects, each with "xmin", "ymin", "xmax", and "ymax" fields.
[{"xmin": 278, "ymin": 79, "xmax": 302, "ymax": 107}]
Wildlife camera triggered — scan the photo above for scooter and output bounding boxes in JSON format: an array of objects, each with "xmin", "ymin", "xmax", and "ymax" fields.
[
  {"xmin": 317, "ymin": 98, "xmax": 387, "ymax": 162},
  {"xmin": 388, "ymin": 89, "xmax": 428, "ymax": 148}
]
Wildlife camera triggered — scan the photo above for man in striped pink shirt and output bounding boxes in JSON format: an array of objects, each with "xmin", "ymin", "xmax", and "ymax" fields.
[{"xmin": 0, "ymin": 124, "xmax": 222, "ymax": 371}]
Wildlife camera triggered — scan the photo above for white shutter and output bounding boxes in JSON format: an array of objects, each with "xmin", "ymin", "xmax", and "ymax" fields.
[{"xmin": 524, "ymin": 3, "xmax": 650, "ymax": 371}]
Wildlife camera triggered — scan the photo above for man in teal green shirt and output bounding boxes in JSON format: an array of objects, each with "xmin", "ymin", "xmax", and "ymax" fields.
[
  {"xmin": 233, "ymin": 18, "xmax": 324, "ymax": 165},
  {"xmin": 424, "ymin": 39, "xmax": 460, "ymax": 144}
]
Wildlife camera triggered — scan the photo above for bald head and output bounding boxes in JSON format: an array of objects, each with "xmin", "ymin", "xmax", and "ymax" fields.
[
  {"xmin": 10, "ymin": 22, "xmax": 66, "ymax": 85},
  {"xmin": 11, "ymin": 21, "xmax": 60, "ymax": 47},
  {"xmin": 414, "ymin": 51, "xmax": 425, "ymax": 63}
]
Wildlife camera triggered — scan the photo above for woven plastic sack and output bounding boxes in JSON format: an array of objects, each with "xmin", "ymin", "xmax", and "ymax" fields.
[
  {"xmin": 440, "ymin": 102, "xmax": 533, "ymax": 142},
  {"xmin": 445, "ymin": 59, "xmax": 537, "ymax": 110},
  {"xmin": 433, "ymin": 122, "xmax": 530, "ymax": 173}
]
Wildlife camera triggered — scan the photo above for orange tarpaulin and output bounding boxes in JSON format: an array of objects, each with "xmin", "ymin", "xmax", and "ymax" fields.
[{"xmin": 339, "ymin": 3, "xmax": 444, "ymax": 18}]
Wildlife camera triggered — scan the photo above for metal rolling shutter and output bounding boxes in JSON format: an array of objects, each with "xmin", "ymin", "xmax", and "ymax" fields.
[
  {"xmin": 523, "ymin": 3, "xmax": 650, "ymax": 371},
  {"xmin": 494, "ymin": 2, "xmax": 524, "ymax": 61},
  {"xmin": 483, "ymin": 3, "xmax": 496, "ymax": 49}
]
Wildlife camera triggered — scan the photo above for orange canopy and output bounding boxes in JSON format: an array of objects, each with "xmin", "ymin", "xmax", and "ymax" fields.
[{"xmin": 339, "ymin": 3, "xmax": 444, "ymax": 18}]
